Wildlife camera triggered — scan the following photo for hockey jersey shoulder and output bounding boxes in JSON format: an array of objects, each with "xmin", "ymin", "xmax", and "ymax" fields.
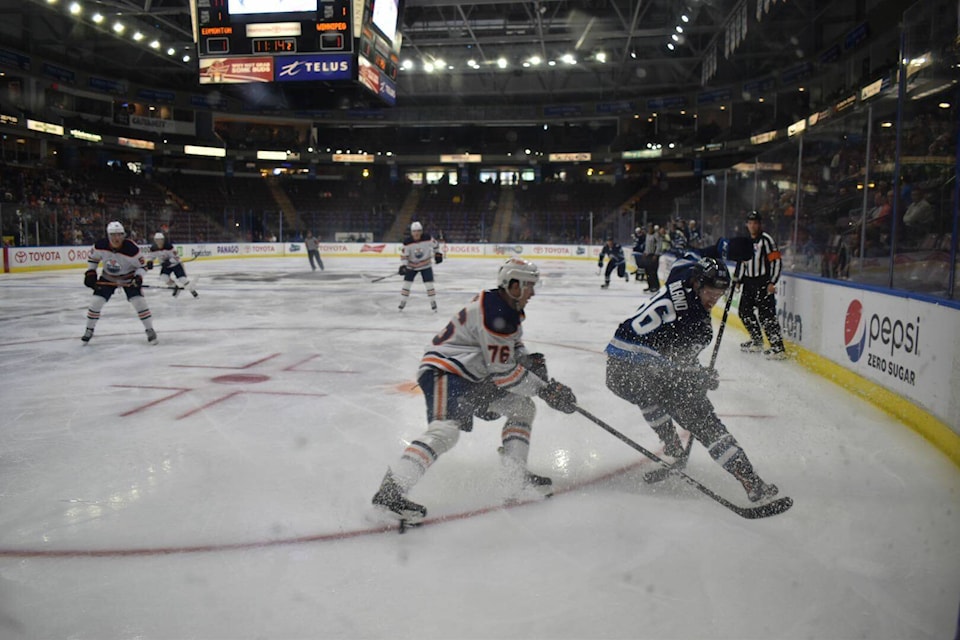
[
  {"xmin": 119, "ymin": 239, "xmax": 142, "ymax": 257},
  {"xmin": 481, "ymin": 289, "xmax": 522, "ymax": 336},
  {"xmin": 93, "ymin": 238, "xmax": 112, "ymax": 250},
  {"xmin": 403, "ymin": 233, "xmax": 433, "ymax": 245}
]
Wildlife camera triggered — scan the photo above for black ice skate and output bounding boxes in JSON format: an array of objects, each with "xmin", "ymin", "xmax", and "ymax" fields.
[
  {"xmin": 522, "ymin": 471, "xmax": 554, "ymax": 498},
  {"xmin": 81, "ymin": 328, "xmax": 94, "ymax": 343},
  {"xmin": 146, "ymin": 328, "xmax": 158, "ymax": 345},
  {"xmin": 372, "ymin": 473, "xmax": 426, "ymax": 523},
  {"xmin": 600, "ymin": 282, "xmax": 610, "ymax": 289},
  {"xmin": 738, "ymin": 473, "xmax": 779, "ymax": 503},
  {"xmin": 740, "ymin": 340, "xmax": 763, "ymax": 353},
  {"xmin": 764, "ymin": 346, "xmax": 787, "ymax": 360}
]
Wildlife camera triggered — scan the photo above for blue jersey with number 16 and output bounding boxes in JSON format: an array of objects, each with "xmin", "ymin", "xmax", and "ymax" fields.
[{"xmin": 605, "ymin": 278, "xmax": 713, "ymax": 366}]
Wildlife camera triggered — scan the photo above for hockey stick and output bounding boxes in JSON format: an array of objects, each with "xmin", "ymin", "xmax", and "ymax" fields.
[
  {"xmin": 95, "ymin": 280, "xmax": 157, "ymax": 288},
  {"xmin": 575, "ymin": 405, "xmax": 793, "ymax": 519},
  {"xmin": 370, "ymin": 272, "xmax": 401, "ymax": 283}
]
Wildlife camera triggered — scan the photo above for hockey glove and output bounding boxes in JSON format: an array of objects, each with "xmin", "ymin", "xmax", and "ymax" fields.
[
  {"xmin": 398, "ymin": 265, "xmax": 407, "ymax": 275},
  {"xmin": 683, "ymin": 366, "xmax": 720, "ymax": 391},
  {"xmin": 84, "ymin": 270, "xmax": 98, "ymax": 289},
  {"xmin": 519, "ymin": 352, "xmax": 548, "ymax": 381},
  {"xmin": 131, "ymin": 274, "xmax": 143, "ymax": 288},
  {"xmin": 538, "ymin": 379, "xmax": 577, "ymax": 414},
  {"xmin": 434, "ymin": 252, "xmax": 444, "ymax": 264},
  {"xmin": 145, "ymin": 260, "xmax": 154, "ymax": 270}
]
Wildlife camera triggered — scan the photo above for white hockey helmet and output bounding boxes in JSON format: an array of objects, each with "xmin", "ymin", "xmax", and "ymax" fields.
[
  {"xmin": 497, "ymin": 257, "xmax": 540, "ymax": 289},
  {"xmin": 154, "ymin": 232, "xmax": 165, "ymax": 241},
  {"xmin": 635, "ymin": 227, "xmax": 642, "ymax": 234},
  {"xmin": 107, "ymin": 221, "xmax": 125, "ymax": 235},
  {"xmin": 410, "ymin": 221, "xmax": 423, "ymax": 232}
]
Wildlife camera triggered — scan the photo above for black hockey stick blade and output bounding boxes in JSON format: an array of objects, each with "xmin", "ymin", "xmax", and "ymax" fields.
[
  {"xmin": 733, "ymin": 496, "xmax": 794, "ymax": 519},
  {"xmin": 370, "ymin": 273, "xmax": 399, "ymax": 283},
  {"xmin": 576, "ymin": 406, "xmax": 793, "ymax": 520}
]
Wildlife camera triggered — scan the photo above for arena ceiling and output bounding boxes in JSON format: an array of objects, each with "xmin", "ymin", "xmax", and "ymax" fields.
[{"xmin": 5, "ymin": 0, "xmax": 887, "ymax": 114}]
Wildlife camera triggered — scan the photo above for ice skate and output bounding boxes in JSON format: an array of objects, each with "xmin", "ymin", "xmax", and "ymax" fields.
[
  {"xmin": 600, "ymin": 281, "xmax": 610, "ymax": 289},
  {"xmin": 740, "ymin": 340, "xmax": 763, "ymax": 353},
  {"xmin": 738, "ymin": 473, "xmax": 779, "ymax": 503},
  {"xmin": 146, "ymin": 328, "xmax": 158, "ymax": 345},
  {"xmin": 764, "ymin": 346, "xmax": 787, "ymax": 360},
  {"xmin": 372, "ymin": 473, "xmax": 426, "ymax": 523},
  {"xmin": 520, "ymin": 471, "xmax": 554, "ymax": 498},
  {"xmin": 81, "ymin": 328, "xmax": 94, "ymax": 343},
  {"xmin": 499, "ymin": 448, "xmax": 553, "ymax": 501}
]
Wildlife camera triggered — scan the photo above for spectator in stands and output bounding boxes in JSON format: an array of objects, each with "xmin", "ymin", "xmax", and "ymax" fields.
[{"xmin": 902, "ymin": 189, "xmax": 935, "ymax": 245}]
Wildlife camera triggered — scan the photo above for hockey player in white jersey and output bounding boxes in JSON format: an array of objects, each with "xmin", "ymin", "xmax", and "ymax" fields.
[
  {"xmin": 146, "ymin": 232, "xmax": 198, "ymax": 297},
  {"xmin": 81, "ymin": 221, "xmax": 157, "ymax": 345},
  {"xmin": 372, "ymin": 257, "xmax": 578, "ymax": 524},
  {"xmin": 398, "ymin": 221, "xmax": 443, "ymax": 312}
]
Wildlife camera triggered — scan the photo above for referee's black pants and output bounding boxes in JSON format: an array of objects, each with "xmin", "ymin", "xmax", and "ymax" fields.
[{"xmin": 739, "ymin": 277, "xmax": 784, "ymax": 350}]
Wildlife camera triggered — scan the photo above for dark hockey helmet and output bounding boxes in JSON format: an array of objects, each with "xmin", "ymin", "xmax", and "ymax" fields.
[
  {"xmin": 746, "ymin": 210, "xmax": 762, "ymax": 222},
  {"xmin": 692, "ymin": 256, "xmax": 731, "ymax": 290}
]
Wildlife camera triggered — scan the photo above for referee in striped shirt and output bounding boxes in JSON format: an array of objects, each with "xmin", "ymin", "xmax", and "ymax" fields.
[{"xmin": 739, "ymin": 211, "xmax": 787, "ymax": 359}]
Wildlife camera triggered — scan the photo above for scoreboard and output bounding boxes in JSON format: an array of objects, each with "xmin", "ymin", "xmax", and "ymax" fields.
[{"xmin": 192, "ymin": 0, "xmax": 401, "ymax": 104}]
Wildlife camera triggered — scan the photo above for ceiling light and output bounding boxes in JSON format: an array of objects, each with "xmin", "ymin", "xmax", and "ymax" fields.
[
  {"xmin": 91, "ymin": 12, "xmax": 103, "ymax": 23},
  {"xmin": 676, "ymin": 26, "xmax": 684, "ymax": 33},
  {"xmin": 528, "ymin": 55, "xmax": 541, "ymax": 66},
  {"xmin": 433, "ymin": 58, "xmax": 445, "ymax": 69},
  {"xmin": 497, "ymin": 57, "xmax": 507, "ymax": 68},
  {"xmin": 938, "ymin": 102, "xmax": 951, "ymax": 109},
  {"xmin": 133, "ymin": 31, "xmax": 144, "ymax": 41},
  {"xmin": 112, "ymin": 22, "xmax": 125, "ymax": 34},
  {"xmin": 423, "ymin": 61, "xmax": 435, "ymax": 72},
  {"xmin": 149, "ymin": 40, "xmax": 160, "ymax": 49},
  {"xmin": 666, "ymin": 43, "xmax": 675, "ymax": 51},
  {"xmin": 68, "ymin": 2, "xmax": 81, "ymax": 15},
  {"xmin": 182, "ymin": 54, "xmax": 191, "ymax": 62},
  {"xmin": 596, "ymin": 52, "xmax": 607, "ymax": 63},
  {"xmin": 561, "ymin": 53, "xmax": 576, "ymax": 65},
  {"xmin": 671, "ymin": 34, "xmax": 679, "ymax": 42},
  {"xmin": 681, "ymin": 14, "xmax": 690, "ymax": 22},
  {"xmin": 167, "ymin": 47, "xmax": 176, "ymax": 55}
]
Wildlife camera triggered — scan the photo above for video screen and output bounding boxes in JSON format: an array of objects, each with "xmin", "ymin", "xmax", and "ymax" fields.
[
  {"xmin": 371, "ymin": 0, "xmax": 398, "ymax": 45},
  {"xmin": 227, "ymin": 0, "xmax": 318, "ymax": 16}
]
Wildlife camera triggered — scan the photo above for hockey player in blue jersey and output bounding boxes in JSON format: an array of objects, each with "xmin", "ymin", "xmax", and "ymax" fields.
[
  {"xmin": 604, "ymin": 256, "xmax": 779, "ymax": 503},
  {"xmin": 598, "ymin": 237, "xmax": 630, "ymax": 288}
]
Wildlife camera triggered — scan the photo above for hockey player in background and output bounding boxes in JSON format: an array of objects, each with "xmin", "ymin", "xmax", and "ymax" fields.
[
  {"xmin": 146, "ymin": 232, "xmax": 198, "ymax": 298},
  {"xmin": 372, "ymin": 257, "xmax": 578, "ymax": 524},
  {"xmin": 81, "ymin": 221, "xmax": 157, "ymax": 345},
  {"xmin": 398, "ymin": 221, "xmax": 443, "ymax": 311},
  {"xmin": 598, "ymin": 236, "xmax": 630, "ymax": 288},
  {"xmin": 604, "ymin": 256, "xmax": 779, "ymax": 503}
]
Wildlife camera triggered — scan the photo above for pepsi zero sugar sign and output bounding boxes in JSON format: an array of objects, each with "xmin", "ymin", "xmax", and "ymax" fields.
[
  {"xmin": 821, "ymin": 285, "xmax": 957, "ymax": 426},
  {"xmin": 844, "ymin": 299, "xmax": 920, "ymax": 385}
]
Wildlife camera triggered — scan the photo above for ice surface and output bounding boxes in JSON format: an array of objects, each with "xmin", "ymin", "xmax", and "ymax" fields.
[{"xmin": 0, "ymin": 257, "xmax": 957, "ymax": 639}]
